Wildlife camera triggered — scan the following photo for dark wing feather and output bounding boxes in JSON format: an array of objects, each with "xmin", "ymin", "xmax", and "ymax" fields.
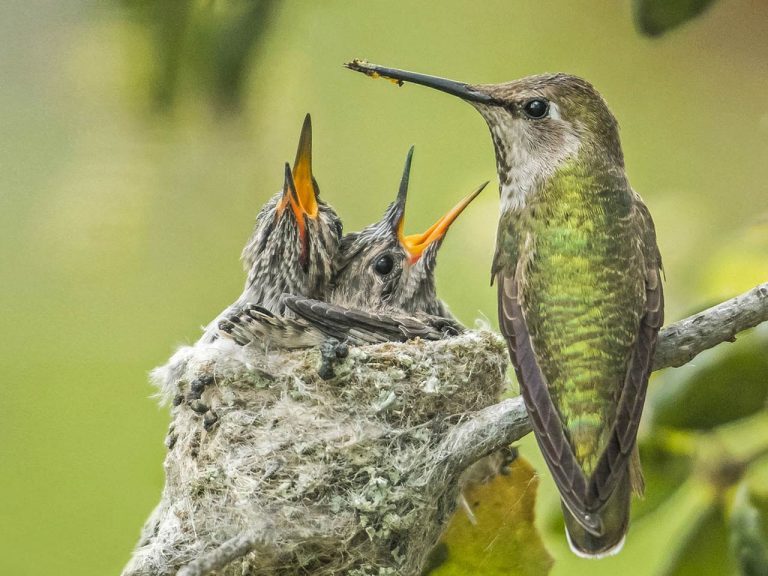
[
  {"xmin": 284, "ymin": 296, "xmax": 463, "ymax": 344},
  {"xmin": 498, "ymin": 199, "xmax": 664, "ymax": 531},
  {"xmin": 218, "ymin": 304, "xmax": 329, "ymax": 348},
  {"xmin": 588, "ymin": 214, "xmax": 664, "ymax": 505},
  {"xmin": 497, "ymin": 272, "xmax": 600, "ymax": 535}
]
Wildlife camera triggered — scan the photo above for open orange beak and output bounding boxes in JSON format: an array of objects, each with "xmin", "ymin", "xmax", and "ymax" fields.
[
  {"xmin": 398, "ymin": 181, "xmax": 488, "ymax": 263},
  {"xmin": 275, "ymin": 115, "xmax": 320, "ymax": 271},
  {"xmin": 277, "ymin": 163, "xmax": 311, "ymax": 271},
  {"xmin": 290, "ymin": 113, "xmax": 319, "ymax": 219}
]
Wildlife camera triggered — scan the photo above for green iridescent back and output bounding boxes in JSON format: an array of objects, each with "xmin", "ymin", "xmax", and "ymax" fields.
[{"xmin": 513, "ymin": 158, "xmax": 646, "ymax": 475}]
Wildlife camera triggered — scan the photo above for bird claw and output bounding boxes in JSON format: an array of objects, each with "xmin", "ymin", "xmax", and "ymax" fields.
[
  {"xmin": 203, "ymin": 411, "xmax": 219, "ymax": 431},
  {"xmin": 499, "ymin": 445, "xmax": 519, "ymax": 474},
  {"xmin": 317, "ymin": 338, "xmax": 349, "ymax": 380}
]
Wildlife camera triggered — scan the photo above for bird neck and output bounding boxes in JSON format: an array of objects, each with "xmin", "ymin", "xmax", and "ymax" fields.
[
  {"xmin": 497, "ymin": 133, "xmax": 629, "ymax": 215},
  {"xmin": 399, "ymin": 271, "xmax": 440, "ymax": 315},
  {"xmin": 491, "ymin": 133, "xmax": 580, "ymax": 215},
  {"xmin": 241, "ymin": 210, "xmax": 311, "ymax": 314},
  {"xmin": 242, "ymin": 251, "xmax": 302, "ymax": 314}
]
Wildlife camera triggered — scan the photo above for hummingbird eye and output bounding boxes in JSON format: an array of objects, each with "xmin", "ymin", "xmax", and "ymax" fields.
[
  {"xmin": 373, "ymin": 254, "xmax": 394, "ymax": 276},
  {"xmin": 333, "ymin": 218, "xmax": 343, "ymax": 240},
  {"xmin": 522, "ymin": 99, "xmax": 550, "ymax": 119}
]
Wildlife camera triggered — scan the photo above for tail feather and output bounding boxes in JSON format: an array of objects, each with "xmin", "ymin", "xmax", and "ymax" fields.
[{"xmin": 563, "ymin": 470, "xmax": 631, "ymax": 558}]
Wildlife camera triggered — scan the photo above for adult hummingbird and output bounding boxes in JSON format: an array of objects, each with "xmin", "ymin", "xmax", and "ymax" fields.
[
  {"xmin": 345, "ymin": 61, "xmax": 664, "ymax": 557},
  {"xmin": 220, "ymin": 147, "xmax": 485, "ymax": 346},
  {"xmin": 199, "ymin": 114, "xmax": 342, "ymax": 342}
]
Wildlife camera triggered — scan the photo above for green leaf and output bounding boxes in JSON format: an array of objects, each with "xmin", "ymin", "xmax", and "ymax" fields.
[
  {"xmin": 123, "ymin": 0, "xmax": 278, "ymax": 112},
  {"xmin": 633, "ymin": 0, "xmax": 718, "ymax": 37},
  {"xmin": 660, "ymin": 500, "xmax": 735, "ymax": 576},
  {"xmin": 190, "ymin": 0, "xmax": 278, "ymax": 111},
  {"xmin": 427, "ymin": 456, "xmax": 553, "ymax": 576},
  {"xmin": 128, "ymin": 0, "xmax": 194, "ymax": 111},
  {"xmin": 730, "ymin": 481, "xmax": 768, "ymax": 576},
  {"xmin": 651, "ymin": 332, "xmax": 768, "ymax": 431}
]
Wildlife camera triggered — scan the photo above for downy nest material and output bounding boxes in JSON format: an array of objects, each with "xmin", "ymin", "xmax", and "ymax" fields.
[{"xmin": 123, "ymin": 330, "xmax": 509, "ymax": 576}]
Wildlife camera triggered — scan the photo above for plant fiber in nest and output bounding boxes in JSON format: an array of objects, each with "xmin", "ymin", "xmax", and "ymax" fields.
[{"xmin": 122, "ymin": 329, "xmax": 509, "ymax": 576}]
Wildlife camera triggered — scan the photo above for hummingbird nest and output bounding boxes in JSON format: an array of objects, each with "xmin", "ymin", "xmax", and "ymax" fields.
[{"xmin": 122, "ymin": 329, "xmax": 510, "ymax": 576}]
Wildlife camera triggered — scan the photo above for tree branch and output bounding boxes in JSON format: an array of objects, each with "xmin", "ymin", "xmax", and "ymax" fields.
[
  {"xmin": 653, "ymin": 282, "xmax": 768, "ymax": 369},
  {"xmin": 122, "ymin": 282, "xmax": 768, "ymax": 576},
  {"xmin": 448, "ymin": 281, "xmax": 768, "ymax": 458},
  {"xmin": 438, "ymin": 397, "xmax": 531, "ymax": 472}
]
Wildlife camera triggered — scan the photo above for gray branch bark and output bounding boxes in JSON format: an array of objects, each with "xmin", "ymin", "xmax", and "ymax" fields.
[
  {"xmin": 653, "ymin": 282, "xmax": 768, "ymax": 369},
  {"xmin": 123, "ymin": 282, "xmax": 768, "ymax": 576}
]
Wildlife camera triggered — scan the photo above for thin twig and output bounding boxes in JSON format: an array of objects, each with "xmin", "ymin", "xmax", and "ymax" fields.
[{"xmin": 176, "ymin": 531, "xmax": 271, "ymax": 576}]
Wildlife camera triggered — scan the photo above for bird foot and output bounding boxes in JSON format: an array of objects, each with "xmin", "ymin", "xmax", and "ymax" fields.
[{"xmin": 317, "ymin": 338, "xmax": 349, "ymax": 380}]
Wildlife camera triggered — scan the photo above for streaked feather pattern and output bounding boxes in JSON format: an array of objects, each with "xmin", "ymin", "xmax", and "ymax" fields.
[{"xmin": 220, "ymin": 297, "xmax": 462, "ymax": 348}]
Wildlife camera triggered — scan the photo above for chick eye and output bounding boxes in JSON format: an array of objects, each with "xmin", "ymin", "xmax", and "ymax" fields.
[
  {"xmin": 373, "ymin": 254, "xmax": 394, "ymax": 276},
  {"xmin": 522, "ymin": 99, "xmax": 549, "ymax": 119}
]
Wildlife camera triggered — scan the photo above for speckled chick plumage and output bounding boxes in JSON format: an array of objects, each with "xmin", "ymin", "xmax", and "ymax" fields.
[
  {"xmin": 220, "ymin": 147, "xmax": 483, "ymax": 347},
  {"xmin": 238, "ymin": 167, "xmax": 340, "ymax": 315},
  {"xmin": 330, "ymin": 147, "xmax": 450, "ymax": 318},
  {"xmin": 200, "ymin": 115, "xmax": 341, "ymax": 342}
]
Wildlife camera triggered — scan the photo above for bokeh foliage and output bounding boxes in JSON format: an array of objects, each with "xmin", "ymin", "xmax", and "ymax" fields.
[
  {"xmin": 633, "ymin": 0, "xmax": 718, "ymax": 36},
  {"xmin": 0, "ymin": 0, "xmax": 766, "ymax": 574},
  {"xmin": 123, "ymin": 0, "xmax": 278, "ymax": 112}
]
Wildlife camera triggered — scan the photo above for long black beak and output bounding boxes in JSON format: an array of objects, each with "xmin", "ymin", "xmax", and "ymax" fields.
[{"xmin": 344, "ymin": 60, "xmax": 493, "ymax": 104}]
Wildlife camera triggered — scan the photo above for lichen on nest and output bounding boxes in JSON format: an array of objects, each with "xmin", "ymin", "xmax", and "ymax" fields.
[{"xmin": 123, "ymin": 330, "xmax": 509, "ymax": 576}]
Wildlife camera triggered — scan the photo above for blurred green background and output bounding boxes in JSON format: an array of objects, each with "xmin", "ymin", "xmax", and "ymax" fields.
[{"xmin": 1, "ymin": 1, "xmax": 767, "ymax": 574}]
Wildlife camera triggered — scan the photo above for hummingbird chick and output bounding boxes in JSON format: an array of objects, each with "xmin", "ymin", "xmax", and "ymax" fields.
[
  {"xmin": 330, "ymin": 146, "xmax": 486, "ymax": 318},
  {"xmin": 347, "ymin": 61, "xmax": 664, "ymax": 558},
  {"xmin": 199, "ymin": 114, "xmax": 342, "ymax": 342},
  {"xmin": 221, "ymin": 147, "xmax": 485, "ymax": 347}
]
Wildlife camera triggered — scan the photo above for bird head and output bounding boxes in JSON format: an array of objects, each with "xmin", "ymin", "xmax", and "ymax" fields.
[
  {"xmin": 345, "ymin": 62, "xmax": 624, "ymax": 210},
  {"xmin": 332, "ymin": 146, "xmax": 485, "ymax": 315},
  {"xmin": 241, "ymin": 114, "xmax": 341, "ymax": 312}
]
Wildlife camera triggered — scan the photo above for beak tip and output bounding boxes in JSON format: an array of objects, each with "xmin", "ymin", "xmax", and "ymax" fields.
[
  {"xmin": 291, "ymin": 117, "xmax": 319, "ymax": 218},
  {"xmin": 345, "ymin": 59, "xmax": 370, "ymax": 74},
  {"xmin": 345, "ymin": 59, "xmax": 493, "ymax": 104},
  {"xmin": 395, "ymin": 146, "xmax": 415, "ymax": 212},
  {"xmin": 283, "ymin": 162, "xmax": 294, "ymax": 188}
]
